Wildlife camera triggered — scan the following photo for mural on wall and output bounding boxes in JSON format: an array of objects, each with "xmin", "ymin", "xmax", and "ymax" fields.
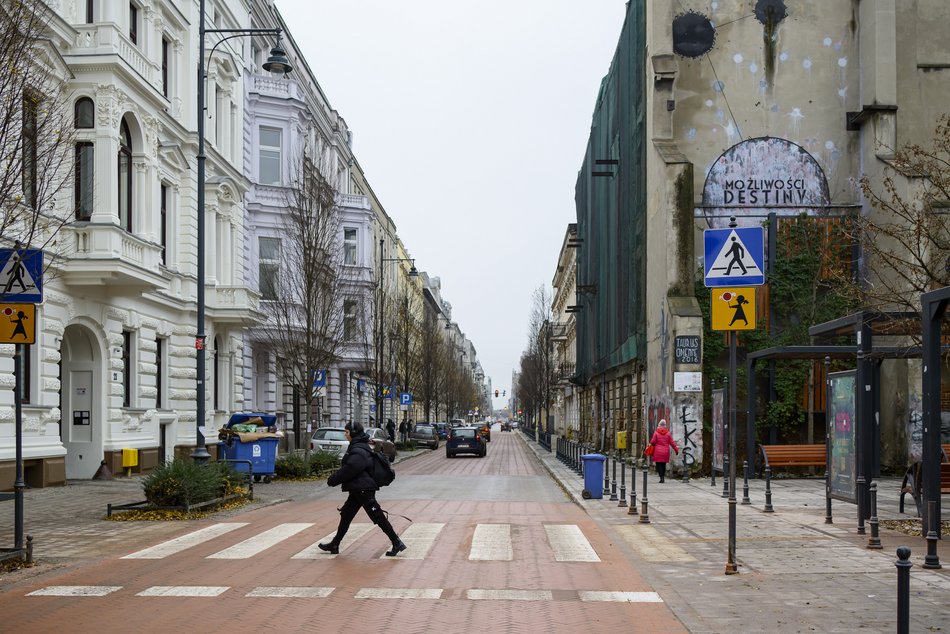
[{"xmin": 701, "ymin": 137, "xmax": 830, "ymax": 228}]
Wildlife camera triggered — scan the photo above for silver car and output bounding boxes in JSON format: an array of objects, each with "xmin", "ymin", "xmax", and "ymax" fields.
[
  {"xmin": 366, "ymin": 426, "xmax": 397, "ymax": 463},
  {"xmin": 309, "ymin": 427, "xmax": 348, "ymax": 454}
]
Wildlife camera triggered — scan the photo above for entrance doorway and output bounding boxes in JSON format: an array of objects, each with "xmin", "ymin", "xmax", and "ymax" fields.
[{"xmin": 60, "ymin": 324, "xmax": 103, "ymax": 479}]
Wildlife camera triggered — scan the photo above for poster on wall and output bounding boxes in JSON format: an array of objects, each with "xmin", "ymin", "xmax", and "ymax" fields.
[
  {"xmin": 712, "ymin": 388, "xmax": 724, "ymax": 473},
  {"xmin": 827, "ymin": 370, "xmax": 856, "ymax": 503}
]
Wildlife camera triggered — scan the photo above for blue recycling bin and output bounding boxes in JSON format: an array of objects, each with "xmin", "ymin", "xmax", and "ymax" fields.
[
  {"xmin": 219, "ymin": 413, "xmax": 279, "ymax": 482},
  {"xmin": 581, "ymin": 453, "xmax": 606, "ymax": 499}
]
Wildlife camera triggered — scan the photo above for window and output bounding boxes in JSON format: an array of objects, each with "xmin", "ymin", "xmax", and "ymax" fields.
[
  {"xmin": 22, "ymin": 94, "xmax": 37, "ymax": 209},
  {"xmin": 344, "ymin": 228, "xmax": 358, "ymax": 265},
  {"xmin": 86, "ymin": 0, "xmax": 94, "ymax": 23},
  {"xmin": 259, "ymin": 237, "xmax": 281, "ymax": 300},
  {"xmin": 129, "ymin": 3, "xmax": 138, "ymax": 44},
  {"xmin": 155, "ymin": 337, "xmax": 164, "ymax": 408},
  {"xmin": 343, "ymin": 300, "xmax": 358, "ymax": 341},
  {"xmin": 122, "ymin": 330, "xmax": 133, "ymax": 407},
  {"xmin": 160, "ymin": 184, "xmax": 168, "ymax": 263},
  {"xmin": 161, "ymin": 38, "xmax": 170, "ymax": 97},
  {"xmin": 75, "ymin": 143, "xmax": 94, "ymax": 220},
  {"xmin": 259, "ymin": 127, "xmax": 281, "ymax": 185},
  {"xmin": 75, "ymin": 97, "xmax": 94, "ymax": 128},
  {"xmin": 118, "ymin": 120, "xmax": 132, "ymax": 231}
]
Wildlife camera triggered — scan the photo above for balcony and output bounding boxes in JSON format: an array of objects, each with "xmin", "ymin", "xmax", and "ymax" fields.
[
  {"xmin": 249, "ymin": 74, "xmax": 306, "ymax": 102},
  {"xmin": 550, "ymin": 322, "xmax": 568, "ymax": 341},
  {"xmin": 70, "ymin": 24, "xmax": 158, "ymax": 92},
  {"xmin": 59, "ymin": 224, "xmax": 167, "ymax": 292},
  {"xmin": 556, "ymin": 363, "xmax": 576, "ymax": 385},
  {"xmin": 206, "ymin": 285, "xmax": 264, "ymax": 326},
  {"xmin": 337, "ymin": 193, "xmax": 371, "ymax": 211}
]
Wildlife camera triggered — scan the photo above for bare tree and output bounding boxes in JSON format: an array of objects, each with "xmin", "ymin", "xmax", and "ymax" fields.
[
  {"xmin": 391, "ymin": 284, "xmax": 422, "ymax": 422},
  {"xmin": 846, "ymin": 114, "xmax": 950, "ymax": 328},
  {"xmin": 263, "ymin": 149, "xmax": 349, "ymax": 448},
  {"xmin": 0, "ymin": 1, "xmax": 75, "ymax": 251},
  {"xmin": 523, "ymin": 286, "xmax": 555, "ymax": 430},
  {"xmin": 416, "ymin": 304, "xmax": 444, "ymax": 421}
]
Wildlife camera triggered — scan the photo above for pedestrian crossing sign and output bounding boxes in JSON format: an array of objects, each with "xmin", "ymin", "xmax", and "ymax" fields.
[
  {"xmin": 710, "ymin": 288, "xmax": 756, "ymax": 331},
  {"xmin": 0, "ymin": 248, "xmax": 43, "ymax": 303},
  {"xmin": 0, "ymin": 303, "xmax": 36, "ymax": 344},
  {"xmin": 703, "ymin": 227, "xmax": 764, "ymax": 287}
]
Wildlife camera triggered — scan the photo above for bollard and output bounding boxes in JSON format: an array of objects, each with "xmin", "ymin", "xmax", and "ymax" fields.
[
  {"xmin": 867, "ymin": 481, "xmax": 882, "ymax": 549},
  {"xmin": 763, "ymin": 465, "xmax": 774, "ymax": 513},
  {"xmin": 638, "ymin": 464, "xmax": 650, "ymax": 524},
  {"xmin": 721, "ymin": 453, "xmax": 730, "ymax": 498},
  {"xmin": 618, "ymin": 452, "xmax": 627, "ymax": 507},
  {"xmin": 895, "ymin": 546, "xmax": 912, "ymax": 634},
  {"xmin": 856, "ymin": 475, "xmax": 866, "ymax": 535},
  {"xmin": 825, "ymin": 467, "xmax": 833, "ymax": 524},
  {"xmin": 741, "ymin": 460, "xmax": 751, "ymax": 505},
  {"xmin": 610, "ymin": 451, "xmax": 618, "ymax": 501},
  {"xmin": 711, "ymin": 464, "xmax": 717, "ymax": 488},
  {"xmin": 923, "ymin": 500, "xmax": 943, "ymax": 569},
  {"xmin": 628, "ymin": 458, "xmax": 638, "ymax": 515},
  {"xmin": 604, "ymin": 453, "xmax": 612, "ymax": 497}
]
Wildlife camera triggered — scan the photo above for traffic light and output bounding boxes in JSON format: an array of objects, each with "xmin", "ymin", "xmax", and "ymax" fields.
[
  {"xmin": 495, "ymin": 389, "xmax": 499, "ymax": 397},
  {"xmin": 502, "ymin": 390, "xmax": 506, "ymax": 396}
]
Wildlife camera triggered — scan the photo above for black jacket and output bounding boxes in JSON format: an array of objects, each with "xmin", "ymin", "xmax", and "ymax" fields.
[{"xmin": 327, "ymin": 433, "xmax": 377, "ymax": 492}]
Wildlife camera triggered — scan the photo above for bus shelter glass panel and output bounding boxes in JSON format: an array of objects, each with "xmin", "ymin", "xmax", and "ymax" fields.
[{"xmin": 827, "ymin": 370, "xmax": 856, "ymax": 502}]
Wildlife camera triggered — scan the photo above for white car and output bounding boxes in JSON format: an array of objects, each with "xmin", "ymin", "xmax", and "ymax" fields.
[{"xmin": 310, "ymin": 427, "xmax": 348, "ymax": 454}]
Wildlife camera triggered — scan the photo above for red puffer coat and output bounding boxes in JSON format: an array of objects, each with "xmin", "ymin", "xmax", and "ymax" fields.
[{"xmin": 649, "ymin": 427, "xmax": 679, "ymax": 463}]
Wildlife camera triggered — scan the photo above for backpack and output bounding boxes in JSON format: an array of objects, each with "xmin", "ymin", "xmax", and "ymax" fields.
[{"xmin": 369, "ymin": 450, "xmax": 395, "ymax": 487}]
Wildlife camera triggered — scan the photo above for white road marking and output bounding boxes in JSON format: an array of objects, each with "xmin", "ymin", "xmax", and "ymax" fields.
[
  {"xmin": 122, "ymin": 523, "xmax": 248, "ymax": 559},
  {"xmin": 206, "ymin": 523, "xmax": 312, "ymax": 559},
  {"xmin": 544, "ymin": 524, "xmax": 600, "ymax": 562},
  {"xmin": 579, "ymin": 591, "xmax": 664, "ymax": 603},
  {"xmin": 469, "ymin": 524, "xmax": 513, "ymax": 561},
  {"xmin": 292, "ymin": 523, "xmax": 374, "ymax": 559},
  {"xmin": 246, "ymin": 587, "xmax": 334, "ymax": 598},
  {"xmin": 467, "ymin": 589, "xmax": 553, "ymax": 601},
  {"xmin": 354, "ymin": 588, "xmax": 442, "ymax": 599},
  {"xmin": 379, "ymin": 522, "xmax": 444, "ymax": 559},
  {"xmin": 27, "ymin": 586, "xmax": 121, "ymax": 597},
  {"xmin": 136, "ymin": 586, "xmax": 229, "ymax": 597}
]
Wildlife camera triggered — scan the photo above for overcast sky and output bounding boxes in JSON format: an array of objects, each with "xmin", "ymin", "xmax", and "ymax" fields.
[{"xmin": 276, "ymin": 0, "xmax": 627, "ymax": 410}]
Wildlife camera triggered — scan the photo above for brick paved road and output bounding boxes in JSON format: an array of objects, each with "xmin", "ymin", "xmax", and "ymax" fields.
[{"xmin": 0, "ymin": 430, "xmax": 687, "ymax": 633}]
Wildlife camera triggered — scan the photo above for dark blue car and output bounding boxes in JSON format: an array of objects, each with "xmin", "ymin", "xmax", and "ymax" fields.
[
  {"xmin": 445, "ymin": 427, "xmax": 486, "ymax": 458},
  {"xmin": 433, "ymin": 422, "xmax": 449, "ymax": 439}
]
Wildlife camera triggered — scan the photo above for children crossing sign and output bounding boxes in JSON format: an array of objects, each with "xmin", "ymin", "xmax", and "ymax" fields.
[
  {"xmin": 710, "ymin": 288, "xmax": 756, "ymax": 331},
  {"xmin": 703, "ymin": 228, "xmax": 765, "ymax": 287},
  {"xmin": 0, "ymin": 303, "xmax": 35, "ymax": 344}
]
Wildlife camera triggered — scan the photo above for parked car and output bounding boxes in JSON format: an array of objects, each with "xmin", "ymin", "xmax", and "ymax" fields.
[
  {"xmin": 432, "ymin": 422, "xmax": 449, "ymax": 439},
  {"xmin": 310, "ymin": 427, "xmax": 348, "ymax": 454},
  {"xmin": 446, "ymin": 426, "xmax": 486, "ymax": 458},
  {"xmin": 501, "ymin": 421, "xmax": 512, "ymax": 432},
  {"xmin": 410, "ymin": 423, "xmax": 440, "ymax": 449},
  {"xmin": 366, "ymin": 426, "xmax": 396, "ymax": 463}
]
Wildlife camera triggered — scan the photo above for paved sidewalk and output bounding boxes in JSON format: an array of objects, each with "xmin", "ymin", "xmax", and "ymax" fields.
[{"xmin": 518, "ymin": 432, "xmax": 949, "ymax": 633}]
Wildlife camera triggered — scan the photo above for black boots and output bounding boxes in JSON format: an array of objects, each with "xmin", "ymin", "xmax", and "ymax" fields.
[
  {"xmin": 385, "ymin": 540, "xmax": 407, "ymax": 557},
  {"xmin": 317, "ymin": 541, "xmax": 339, "ymax": 554}
]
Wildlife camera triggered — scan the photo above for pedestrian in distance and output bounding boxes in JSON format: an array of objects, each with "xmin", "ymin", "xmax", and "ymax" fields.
[
  {"xmin": 386, "ymin": 418, "xmax": 396, "ymax": 443},
  {"xmin": 648, "ymin": 419, "xmax": 679, "ymax": 483},
  {"xmin": 398, "ymin": 419, "xmax": 407, "ymax": 443},
  {"xmin": 319, "ymin": 421, "xmax": 406, "ymax": 557}
]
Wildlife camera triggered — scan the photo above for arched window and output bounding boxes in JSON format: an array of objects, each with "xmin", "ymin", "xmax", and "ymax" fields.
[
  {"xmin": 118, "ymin": 119, "xmax": 132, "ymax": 231},
  {"xmin": 75, "ymin": 97, "xmax": 94, "ymax": 128}
]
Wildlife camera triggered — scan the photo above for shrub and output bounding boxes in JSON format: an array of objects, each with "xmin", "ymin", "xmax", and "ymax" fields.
[
  {"xmin": 309, "ymin": 451, "xmax": 340, "ymax": 475},
  {"xmin": 275, "ymin": 452, "xmax": 310, "ymax": 478},
  {"xmin": 142, "ymin": 459, "xmax": 242, "ymax": 507}
]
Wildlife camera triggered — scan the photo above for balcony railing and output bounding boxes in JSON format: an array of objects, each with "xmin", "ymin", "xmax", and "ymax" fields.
[
  {"xmin": 207, "ymin": 285, "xmax": 263, "ymax": 325},
  {"xmin": 557, "ymin": 363, "xmax": 576, "ymax": 384},
  {"xmin": 337, "ymin": 193, "xmax": 371, "ymax": 210},
  {"xmin": 59, "ymin": 223, "xmax": 166, "ymax": 292}
]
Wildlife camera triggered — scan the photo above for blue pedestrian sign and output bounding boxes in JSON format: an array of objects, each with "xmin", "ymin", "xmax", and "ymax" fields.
[
  {"xmin": 311, "ymin": 369, "xmax": 327, "ymax": 388},
  {"xmin": 703, "ymin": 227, "xmax": 765, "ymax": 287},
  {"xmin": 400, "ymin": 392, "xmax": 413, "ymax": 406},
  {"xmin": 0, "ymin": 248, "xmax": 43, "ymax": 303}
]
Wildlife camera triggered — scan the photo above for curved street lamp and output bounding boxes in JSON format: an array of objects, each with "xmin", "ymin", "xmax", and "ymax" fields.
[{"xmin": 192, "ymin": 0, "xmax": 292, "ymax": 463}]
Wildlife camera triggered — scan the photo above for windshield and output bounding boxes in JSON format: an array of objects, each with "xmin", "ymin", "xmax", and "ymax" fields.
[
  {"xmin": 415, "ymin": 427, "xmax": 434, "ymax": 436},
  {"xmin": 313, "ymin": 429, "xmax": 346, "ymax": 441},
  {"xmin": 453, "ymin": 429, "xmax": 476, "ymax": 439}
]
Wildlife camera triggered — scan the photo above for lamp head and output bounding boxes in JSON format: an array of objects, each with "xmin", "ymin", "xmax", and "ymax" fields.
[
  {"xmin": 263, "ymin": 43, "xmax": 293, "ymax": 74},
  {"xmin": 408, "ymin": 265, "xmax": 418, "ymax": 277}
]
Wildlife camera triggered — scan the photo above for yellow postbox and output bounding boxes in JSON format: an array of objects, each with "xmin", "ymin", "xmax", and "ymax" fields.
[
  {"xmin": 616, "ymin": 431, "xmax": 627, "ymax": 450},
  {"xmin": 122, "ymin": 448, "xmax": 138, "ymax": 477}
]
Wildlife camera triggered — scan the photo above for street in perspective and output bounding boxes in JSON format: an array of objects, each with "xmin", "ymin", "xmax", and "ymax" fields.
[{"xmin": 1, "ymin": 1, "xmax": 950, "ymax": 633}]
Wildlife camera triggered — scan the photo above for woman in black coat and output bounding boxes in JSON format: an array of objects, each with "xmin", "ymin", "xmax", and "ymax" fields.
[{"xmin": 319, "ymin": 421, "xmax": 406, "ymax": 556}]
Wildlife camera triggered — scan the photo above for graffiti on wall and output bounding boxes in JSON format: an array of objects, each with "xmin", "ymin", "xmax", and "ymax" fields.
[
  {"xmin": 908, "ymin": 391, "xmax": 923, "ymax": 462},
  {"xmin": 675, "ymin": 395, "xmax": 703, "ymax": 470}
]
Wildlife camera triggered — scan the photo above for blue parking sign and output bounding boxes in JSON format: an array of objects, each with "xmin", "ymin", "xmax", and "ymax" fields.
[{"xmin": 400, "ymin": 392, "xmax": 413, "ymax": 406}]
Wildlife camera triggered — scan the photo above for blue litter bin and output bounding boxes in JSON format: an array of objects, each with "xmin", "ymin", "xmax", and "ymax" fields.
[
  {"xmin": 581, "ymin": 453, "xmax": 606, "ymax": 499},
  {"xmin": 219, "ymin": 413, "xmax": 279, "ymax": 482}
]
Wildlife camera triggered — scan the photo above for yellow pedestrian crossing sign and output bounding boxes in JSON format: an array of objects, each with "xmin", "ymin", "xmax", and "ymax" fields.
[
  {"xmin": 0, "ymin": 303, "xmax": 35, "ymax": 344},
  {"xmin": 710, "ymin": 288, "xmax": 756, "ymax": 331}
]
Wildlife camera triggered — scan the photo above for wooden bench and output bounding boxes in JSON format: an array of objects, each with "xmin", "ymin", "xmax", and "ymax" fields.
[
  {"xmin": 900, "ymin": 444, "xmax": 950, "ymax": 516},
  {"xmin": 759, "ymin": 444, "xmax": 826, "ymax": 475}
]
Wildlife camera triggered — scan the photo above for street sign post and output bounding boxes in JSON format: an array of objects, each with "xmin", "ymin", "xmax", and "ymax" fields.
[
  {"xmin": 0, "ymin": 304, "xmax": 35, "ymax": 344},
  {"xmin": 399, "ymin": 392, "xmax": 413, "ymax": 406},
  {"xmin": 711, "ymin": 288, "xmax": 756, "ymax": 331},
  {"xmin": 704, "ymin": 228, "xmax": 765, "ymax": 287}
]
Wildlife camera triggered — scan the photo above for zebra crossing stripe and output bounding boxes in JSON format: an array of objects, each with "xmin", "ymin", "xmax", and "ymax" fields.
[
  {"xmin": 545, "ymin": 525, "xmax": 600, "ymax": 562},
  {"xmin": 579, "ymin": 591, "xmax": 663, "ymax": 603},
  {"xmin": 207, "ymin": 523, "xmax": 313, "ymax": 559},
  {"xmin": 246, "ymin": 587, "xmax": 334, "ymax": 598},
  {"xmin": 355, "ymin": 588, "xmax": 442, "ymax": 599},
  {"xmin": 27, "ymin": 586, "xmax": 121, "ymax": 597},
  {"xmin": 467, "ymin": 589, "xmax": 552, "ymax": 601},
  {"xmin": 136, "ymin": 586, "xmax": 229, "ymax": 597},
  {"xmin": 379, "ymin": 522, "xmax": 444, "ymax": 560},
  {"xmin": 122, "ymin": 523, "xmax": 248, "ymax": 559},
  {"xmin": 292, "ymin": 523, "xmax": 374, "ymax": 559},
  {"xmin": 469, "ymin": 524, "xmax": 513, "ymax": 561}
]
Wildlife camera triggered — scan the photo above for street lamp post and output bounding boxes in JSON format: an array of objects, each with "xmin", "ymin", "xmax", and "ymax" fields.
[
  {"xmin": 192, "ymin": 0, "xmax": 291, "ymax": 462},
  {"xmin": 375, "ymin": 238, "xmax": 417, "ymax": 430}
]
